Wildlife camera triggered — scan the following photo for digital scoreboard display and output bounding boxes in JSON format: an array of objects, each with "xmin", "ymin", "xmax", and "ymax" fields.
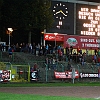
[{"xmin": 76, "ymin": 4, "xmax": 100, "ymax": 36}]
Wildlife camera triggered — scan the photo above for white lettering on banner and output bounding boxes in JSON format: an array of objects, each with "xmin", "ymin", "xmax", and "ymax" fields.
[
  {"xmin": 80, "ymin": 38, "xmax": 95, "ymax": 43},
  {"xmin": 80, "ymin": 38, "xmax": 88, "ymax": 42},
  {"xmin": 96, "ymin": 39, "xmax": 100, "ymax": 43},
  {"xmin": 88, "ymin": 39, "xmax": 95, "ymax": 42},
  {"xmin": 80, "ymin": 73, "xmax": 98, "ymax": 78},
  {"xmin": 85, "ymin": 43, "xmax": 99, "ymax": 47},
  {"xmin": 82, "ymin": 43, "xmax": 84, "ymax": 47},
  {"xmin": 54, "ymin": 71, "xmax": 79, "ymax": 79}
]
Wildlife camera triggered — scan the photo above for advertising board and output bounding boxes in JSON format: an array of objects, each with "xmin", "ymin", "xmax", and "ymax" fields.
[
  {"xmin": 0, "ymin": 70, "xmax": 11, "ymax": 82},
  {"xmin": 64, "ymin": 35, "xmax": 100, "ymax": 49},
  {"xmin": 54, "ymin": 70, "xmax": 79, "ymax": 79}
]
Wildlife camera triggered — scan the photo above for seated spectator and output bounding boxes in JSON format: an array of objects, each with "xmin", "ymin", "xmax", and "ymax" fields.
[{"xmin": 33, "ymin": 63, "xmax": 38, "ymax": 71}]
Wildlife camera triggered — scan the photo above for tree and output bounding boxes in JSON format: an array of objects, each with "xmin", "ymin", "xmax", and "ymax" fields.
[
  {"xmin": 0, "ymin": 0, "xmax": 3, "ymax": 19},
  {"xmin": 1, "ymin": 0, "xmax": 54, "ymax": 43},
  {"xmin": 0, "ymin": 0, "xmax": 3, "ymax": 41},
  {"xmin": 20, "ymin": 0, "xmax": 54, "ymax": 43}
]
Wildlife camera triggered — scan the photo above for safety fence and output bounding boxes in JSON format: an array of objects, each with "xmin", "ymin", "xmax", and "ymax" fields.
[{"xmin": 0, "ymin": 61, "xmax": 100, "ymax": 83}]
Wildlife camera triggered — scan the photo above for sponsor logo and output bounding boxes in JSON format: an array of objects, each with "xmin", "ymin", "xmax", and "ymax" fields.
[{"xmin": 66, "ymin": 38, "xmax": 78, "ymax": 46}]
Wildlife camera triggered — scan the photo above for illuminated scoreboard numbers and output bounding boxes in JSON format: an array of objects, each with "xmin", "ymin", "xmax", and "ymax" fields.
[
  {"xmin": 88, "ymin": 28, "xmax": 93, "ymax": 31},
  {"xmin": 78, "ymin": 5, "xmax": 100, "ymax": 36},
  {"xmin": 81, "ymin": 31, "xmax": 95, "ymax": 35}
]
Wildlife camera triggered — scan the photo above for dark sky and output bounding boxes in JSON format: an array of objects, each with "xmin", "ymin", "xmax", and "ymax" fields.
[{"xmin": 78, "ymin": 0, "xmax": 100, "ymax": 3}]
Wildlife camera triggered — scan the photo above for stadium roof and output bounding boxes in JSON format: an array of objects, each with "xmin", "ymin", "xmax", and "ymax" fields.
[
  {"xmin": 78, "ymin": 0, "xmax": 100, "ymax": 3},
  {"xmin": 52, "ymin": 0, "xmax": 100, "ymax": 5}
]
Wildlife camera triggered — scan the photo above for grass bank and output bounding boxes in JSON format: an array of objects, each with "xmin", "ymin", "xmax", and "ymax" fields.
[
  {"xmin": 0, "ymin": 92, "xmax": 95, "ymax": 100},
  {"xmin": 0, "ymin": 82, "xmax": 100, "ymax": 87}
]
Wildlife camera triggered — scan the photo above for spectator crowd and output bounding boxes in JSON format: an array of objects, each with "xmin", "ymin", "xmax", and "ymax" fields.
[{"xmin": 1, "ymin": 42, "xmax": 100, "ymax": 66}]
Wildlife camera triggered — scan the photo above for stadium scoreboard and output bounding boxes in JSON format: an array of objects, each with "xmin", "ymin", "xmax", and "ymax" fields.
[
  {"xmin": 76, "ymin": 4, "xmax": 100, "ymax": 36},
  {"xmin": 47, "ymin": 1, "xmax": 100, "ymax": 36}
]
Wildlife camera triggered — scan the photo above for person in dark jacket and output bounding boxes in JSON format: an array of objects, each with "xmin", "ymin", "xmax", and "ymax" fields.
[
  {"xmin": 8, "ymin": 47, "xmax": 12, "ymax": 58},
  {"xmin": 67, "ymin": 62, "xmax": 71, "ymax": 71}
]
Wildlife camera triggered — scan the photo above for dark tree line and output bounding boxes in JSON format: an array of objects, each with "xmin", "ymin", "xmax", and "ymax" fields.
[{"xmin": 0, "ymin": 0, "xmax": 54, "ymax": 44}]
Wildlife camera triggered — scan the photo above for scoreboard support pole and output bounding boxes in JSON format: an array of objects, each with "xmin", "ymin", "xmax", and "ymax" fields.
[
  {"xmin": 72, "ymin": 68, "xmax": 75, "ymax": 84},
  {"xmin": 74, "ymin": 3, "xmax": 76, "ymax": 35}
]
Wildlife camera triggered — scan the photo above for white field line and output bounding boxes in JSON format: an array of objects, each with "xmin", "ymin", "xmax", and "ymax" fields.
[{"xmin": 95, "ymin": 97, "xmax": 100, "ymax": 99}]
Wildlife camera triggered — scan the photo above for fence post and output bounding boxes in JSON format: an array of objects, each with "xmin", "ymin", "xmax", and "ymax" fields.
[
  {"xmin": 12, "ymin": 52, "xmax": 14, "ymax": 62},
  {"xmin": 7, "ymin": 62, "xmax": 12, "ymax": 81},
  {"xmin": 77, "ymin": 64, "xmax": 80, "ymax": 81},
  {"xmin": 44, "ymin": 63, "xmax": 48, "ymax": 82},
  {"xmin": 0, "ymin": 51, "xmax": 2, "ymax": 60},
  {"xmin": 28, "ymin": 63, "xmax": 30, "ymax": 82},
  {"xmin": 61, "ymin": 64, "xmax": 64, "ymax": 72},
  {"xmin": 72, "ymin": 68, "xmax": 75, "ymax": 84}
]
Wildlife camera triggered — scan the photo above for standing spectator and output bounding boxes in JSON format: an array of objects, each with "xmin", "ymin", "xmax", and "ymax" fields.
[
  {"xmin": 73, "ymin": 50, "xmax": 76, "ymax": 62},
  {"xmin": 70, "ymin": 46, "xmax": 73, "ymax": 55},
  {"xmin": 93, "ymin": 54, "xmax": 97, "ymax": 63},
  {"xmin": 97, "ymin": 48, "xmax": 100, "ymax": 56},
  {"xmin": 67, "ymin": 62, "xmax": 71, "ymax": 71},
  {"xmin": 79, "ymin": 54, "xmax": 82, "ymax": 63},
  {"xmin": 86, "ymin": 49, "xmax": 88, "ymax": 56},
  {"xmin": 35, "ymin": 45, "xmax": 39, "ymax": 56},
  {"xmin": 28, "ymin": 43, "xmax": 32, "ymax": 53},
  {"xmin": 65, "ymin": 46, "xmax": 69, "ymax": 55},
  {"xmin": 16, "ymin": 43, "xmax": 20, "ymax": 52},
  {"xmin": 45, "ymin": 57, "xmax": 50, "ymax": 70},
  {"xmin": 81, "ymin": 57, "xmax": 85, "ymax": 66},
  {"xmin": 2, "ymin": 43, "xmax": 5, "ymax": 52},
  {"xmin": 45, "ymin": 44, "xmax": 49, "ymax": 54},
  {"xmin": 20, "ymin": 42, "xmax": 25, "ymax": 52},
  {"xmin": 52, "ymin": 57, "xmax": 57, "ymax": 70},
  {"xmin": 49, "ymin": 44, "xmax": 52, "ymax": 54},
  {"xmin": 77, "ymin": 46, "xmax": 80, "ymax": 54},
  {"xmin": 8, "ymin": 47, "xmax": 13, "ymax": 58},
  {"xmin": 73, "ymin": 50, "xmax": 76, "ymax": 55},
  {"xmin": 32, "ymin": 42, "xmax": 36, "ymax": 55},
  {"xmin": 94, "ymin": 49, "xmax": 97, "ymax": 55},
  {"xmin": 79, "ymin": 49, "xmax": 82, "ymax": 54},
  {"xmin": 0, "ymin": 44, "xmax": 2, "ymax": 51},
  {"xmin": 43, "ymin": 46, "xmax": 46, "ymax": 56}
]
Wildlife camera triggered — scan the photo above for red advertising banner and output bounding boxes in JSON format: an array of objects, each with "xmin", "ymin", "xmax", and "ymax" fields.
[
  {"xmin": 54, "ymin": 70, "xmax": 79, "ymax": 79},
  {"xmin": 44, "ymin": 33, "xmax": 100, "ymax": 49},
  {"xmin": 64, "ymin": 35, "xmax": 100, "ymax": 49},
  {"xmin": 44, "ymin": 33, "xmax": 64, "ymax": 41}
]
